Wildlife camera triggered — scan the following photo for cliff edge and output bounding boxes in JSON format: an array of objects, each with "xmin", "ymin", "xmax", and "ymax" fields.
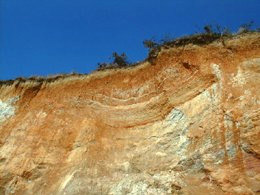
[{"xmin": 0, "ymin": 33, "xmax": 260, "ymax": 194}]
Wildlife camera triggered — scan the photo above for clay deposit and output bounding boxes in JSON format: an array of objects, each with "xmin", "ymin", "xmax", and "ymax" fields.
[{"xmin": 0, "ymin": 33, "xmax": 260, "ymax": 194}]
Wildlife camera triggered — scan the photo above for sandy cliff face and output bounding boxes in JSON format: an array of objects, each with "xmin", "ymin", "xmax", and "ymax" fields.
[{"xmin": 0, "ymin": 33, "xmax": 260, "ymax": 195}]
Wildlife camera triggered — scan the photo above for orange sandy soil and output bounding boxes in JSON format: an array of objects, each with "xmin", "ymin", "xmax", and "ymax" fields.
[{"xmin": 0, "ymin": 33, "xmax": 259, "ymax": 194}]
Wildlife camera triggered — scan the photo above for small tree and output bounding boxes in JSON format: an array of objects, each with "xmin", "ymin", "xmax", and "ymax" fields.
[
  {"xmin": 97, "ymin": 52, "xmax": 131, "ymax": 70},
  {"xmin": 143, "ymin": 39, "xmax": 158, "ymax": 50},
  {"xmin": 112, "ymin": 52, "xmax": 129, "ymax": 67}
]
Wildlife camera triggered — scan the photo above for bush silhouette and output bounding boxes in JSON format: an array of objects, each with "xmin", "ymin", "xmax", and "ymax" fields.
[
  {"xmin": 143, "ymin": 39, "xmax": 158, "ymax": 50},
  {"xmin": 112, "ymin": 52, "xmax": 129, "ymax": 67},
  {"xmin": 97, "ymin": 52, "xmax": 131, "ymax": 70}
]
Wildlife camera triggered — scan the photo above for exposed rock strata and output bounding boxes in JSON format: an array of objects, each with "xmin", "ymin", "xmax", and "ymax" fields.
[{"xmin": 0, "ymin": 33, "xmax": 260, "ymax": 194}]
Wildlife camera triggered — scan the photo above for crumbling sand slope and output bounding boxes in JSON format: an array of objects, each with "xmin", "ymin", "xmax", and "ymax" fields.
[{"xmin": 0, "ymin": 33, "xmax": 260, "ymax": 195}]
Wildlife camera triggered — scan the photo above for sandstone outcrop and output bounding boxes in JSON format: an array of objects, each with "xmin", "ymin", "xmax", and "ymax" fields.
[{"xmin": 0, "ymin": 33, "xmax": 260, "ymax": 194}]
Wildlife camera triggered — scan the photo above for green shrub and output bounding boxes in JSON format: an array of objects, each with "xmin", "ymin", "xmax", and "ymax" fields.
[
  {"xmin": 97, "ymin": 52, "xmax": 131, "ymax": 71},
  {"xmin": 143, "ymin": 39, "xmax": 158, "ymax": 50}
]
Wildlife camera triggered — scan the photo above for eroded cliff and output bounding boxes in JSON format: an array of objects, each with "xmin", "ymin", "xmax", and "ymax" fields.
[{"xmin": 0, "ymin": 33, "xmax": 260, "ymax": 195}]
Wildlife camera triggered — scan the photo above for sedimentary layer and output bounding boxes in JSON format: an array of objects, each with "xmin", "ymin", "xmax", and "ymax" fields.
[{"xmin": 0, "ymin": 33, "xmax": 260, "ymax": 194}]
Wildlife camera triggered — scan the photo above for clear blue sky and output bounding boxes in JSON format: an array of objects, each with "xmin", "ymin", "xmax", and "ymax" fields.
[{"xmin": 1, "ymin": 0, "xmax": 259, "ymax": 80}]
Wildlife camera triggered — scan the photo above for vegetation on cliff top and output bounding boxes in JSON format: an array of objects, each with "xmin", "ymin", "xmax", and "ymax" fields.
[
  {"xmin": 97, "ymin": 22, "xmax": 259, "ymax": 69},
  {"xmin": 0, "ymin": 23, "xmax": 259, "ymax": 86}
]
